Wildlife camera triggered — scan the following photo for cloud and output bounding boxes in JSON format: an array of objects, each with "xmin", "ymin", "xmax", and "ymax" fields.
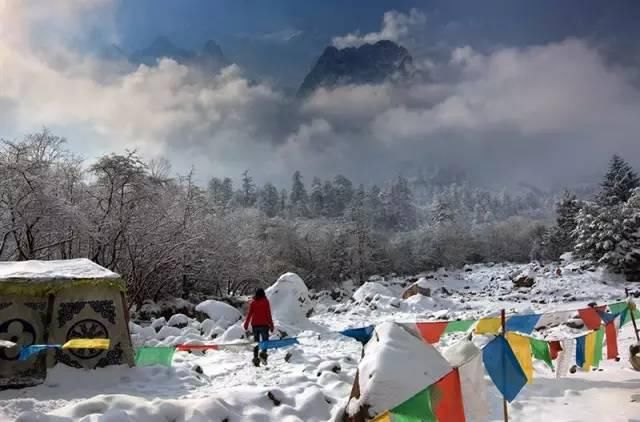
[
  {"xmin": 332, "ymin": 9, "xmax": 426, "ymax": 49},
  {"xmin": 2, "ymin": 4, "xmax": 640, "ymax": 189},
  {"xmin": 259, "ymin": 28, "xmax": 304, "ymax": 43}
]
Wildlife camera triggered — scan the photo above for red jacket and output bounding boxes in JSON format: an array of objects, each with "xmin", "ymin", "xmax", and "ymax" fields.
[{"xmin": 244, "ymin": 297, "xmax": 274, "ymax": 331}]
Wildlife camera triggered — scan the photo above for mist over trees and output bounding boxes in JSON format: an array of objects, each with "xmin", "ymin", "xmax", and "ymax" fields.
[{"xmin": 5, "ymin": 129, "xmax": 636, "ymax": 307}]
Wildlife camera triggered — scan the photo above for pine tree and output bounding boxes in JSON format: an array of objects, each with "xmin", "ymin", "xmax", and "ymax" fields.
[
  {"xmin": 279, "ymin": 189, "xmax": 288, "ymax": 216},
  {"xmin": 309, "ymin": 177, "xmax": 324, "ymax": 218},
  {"xmin": 289, "ymin": 171, "xmax": 309, "ymax": 218},
  {"xmin": 221, "ymin": 178, "xmax": 233, "ymax": 205},
  {"xmin": 258, "ymin": 182, "xmax": 280, "ymax": 218},
  {"xmin": 241, "ymin": 170, "xmax": 256, "ymax": 207},
  {"xmin": 333, "ymin": 175, "xmax": 354, "ymax": 216},
  {"xmin": 366, "ymin": 184, "xmax": 384, "ymax": 229},
  {"xmin": 544, "ymin": 191, "xmax": 582, "ymax": 259},
  {"xmin": 597, "ymin": 155, "xmax": 640, "ymax": 206},
  {"xmin": 322, "ymin": 181, "xmax": 337, "ymax": 217}
]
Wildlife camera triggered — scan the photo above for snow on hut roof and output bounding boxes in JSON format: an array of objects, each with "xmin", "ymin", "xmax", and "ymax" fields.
[{"xmin": 0, "ymin": 259, "xmax": 120, "ymax": 282}]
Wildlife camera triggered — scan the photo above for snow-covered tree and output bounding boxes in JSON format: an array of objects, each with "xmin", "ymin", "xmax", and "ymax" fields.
[
  {"xmin": 309, "ymin": 177, "xmax": 324, "ymax": 217},
  {"xmin": 258, "ymin": 182, "xmax": 280, "ymax": 218},
  {"xmin": 597, "ymin": 155, "xmax": 639, "ymax": 206},
  {"xmin": 289, "ymin": 171, "xmax": 309, "ymax": 218},
  {"xmin": 241, "ymin": 170, "xmax": 257, "ymax": 207}
]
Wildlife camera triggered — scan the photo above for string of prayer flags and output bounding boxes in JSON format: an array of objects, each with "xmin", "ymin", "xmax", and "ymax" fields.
[
  {"xmin": 176, "ymin": 344, "xmax": 220, "ymax": 352},
  {"xmin": 18, "ymin": 344, "xmax": 60, "ymax": 361},
  {"xmin": 475, "ymin": 317, "xmax": 501, "ymax": 334},
  {"xmin": 482, "ymin": 335, "xmax": 527, "ymax": 402},
  {"xmin": 506, "ymin": 314, "xmax": 541, "ymax": 334},
  {"xmin": 530, "ymin": 338, "xmax": 553, "ymax": 369},
  {"xmin": 505, "ymin": 333, "xmax": 533, "ymax": 383},
  {"xmin": 339, "ymin": 326, "xmax": 375, "ymax": 344},
  {"xmin": 135, "ymin": 346, "xmax": 175, "ymax": 367},
  {"xmin": 62, "ymin": 338, "xmax": 110, "ymax": 350},
  {"xmin": 443, "ymin": 320, "xmax": 475, "ymax": 334},
  {"xmin": 416, "ymin": 322, "xmax": 448, "ymax": 344},
  {"xmin": 578, "ymin": 308, "xmax": 602, "ymax": 330},
  {"xmin": 373, "ymin": 369, "xmax": 466, "ymax": 422},
  {"xmin": 259, "ymin": 337, "xmax": 299, "ymax": 350}
]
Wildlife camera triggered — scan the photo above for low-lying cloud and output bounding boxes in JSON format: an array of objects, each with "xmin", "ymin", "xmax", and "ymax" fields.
[
  {"xmin": 332, "ymin": 9, "xmax": 426, "ymax": 49},
  {"xmin": 2, "ymin": 2, "xmax": 640, "ymax": 189}
]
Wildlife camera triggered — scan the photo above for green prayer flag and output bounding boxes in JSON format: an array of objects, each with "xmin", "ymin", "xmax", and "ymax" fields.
[
  {"xmin": 135, "ymin": 347, "xmax": 175, "ymax": 367},
  {"xmin": 391, "ymin": 386, "xmax": 436, "ymax": 422},
  {"xmin": 530, "ymin": 338, "xmax": 553, "ymax": 369},
  {"xmin": 593, "ymin": 327, "xmax": 604, "ymax": 367},
  {"xmin": 609, "ymin": 302, "xmax": 629, "ymax": 326},
  {"xmin": 444, "ymin": 320, "xmax": 475, "ymax": 333}
]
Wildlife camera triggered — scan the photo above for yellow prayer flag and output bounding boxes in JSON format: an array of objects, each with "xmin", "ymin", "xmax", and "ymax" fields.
[
  {"xmin": 506, "ymin": 333, "xmax": 533, "ymax": 383},
  {"xmin": 62, "ymin": 338, "xmax": 110, "ymax": 350},
  {"xmin": 372, "ymin": 411, "xmax": 392, "ymax": 422},
  {"xmin": 583, "ymin": 331, "xmax": 596, "ymax": 371},
  {"xmin": 476, "ymin": 318, "xmax": 501, "ymax": 334}
]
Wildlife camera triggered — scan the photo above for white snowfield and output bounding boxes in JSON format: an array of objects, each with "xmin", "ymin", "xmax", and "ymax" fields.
[
  {"xmin": 0, "ymin": 258, "xmax": 120, "ymax": 281},
  {"xmin": 2, "ymin": 262, "xmax": 640, "ymax": 421}
]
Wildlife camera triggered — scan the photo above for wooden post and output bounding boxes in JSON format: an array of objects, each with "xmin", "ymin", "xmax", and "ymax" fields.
[
  {"xmin": 625, "ymin": 288, "xmax": 640, "ymax": 342},
  {"xmin": 501, "ymin": 309, "xmax": 509, "ymax": 422}
]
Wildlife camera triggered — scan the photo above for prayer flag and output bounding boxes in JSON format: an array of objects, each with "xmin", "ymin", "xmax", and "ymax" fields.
[
  {"xmin": 605, "ymin": 321, "xmax": 618, "ymax": 360},
  {"xmin": 135, "ymin": 346, "xmax": 175, "ymax": 367},
  {"xmin": 506, "ymin": 333, "xmax": 533, "ymax": 383},
  {"xmin": 259, "ymin": 337, "xmax": 299, "ymax": 350},
  {"xmin": 340, "ymin": 326, "xmax": 375, "ymax": 344},
  {"xmin": 575, "ymin": 335, "xmax": 586, "ymax": 369},
  {"xmin": 62, "ymin": 338, "xmax": 110, "ymax": 350},
  {"xmin": 18, "ymin": 344, "xmax": 60, "ymax": 361},
  {"xmin": 549, "ymin": 341, "xmax": 562, "ymax": 360},
  {"xmin": 416, "ymin": 322, "xmax": 448, "ymax": 344},
  {"xmin": 475, "ymin": 318, "xmax": 501, "ymax": 334},
  {"xmin": 506, "ymin": 314, "xmax": 541, "ymax": 334},
  {"xmin": 176, "ymin": 344, "xmax": 220, "ymax": 352},
  {"xmin": 530, "ymin": 338, "xmax": 553, "ymax": 368},
  {"xmin": 482, "ymin": 336, "xmax": 527, "ymax": 402},
  {"xmin": 444, "ymin": 320, "xmax": 475, "ymax": 334},
  {"xmin": 593, "ymin": 327, "xmax": 604, "ymax": 368},
  {"xmin": 578, "ymin": 308, "xmax": 602, "ymax": 330}
]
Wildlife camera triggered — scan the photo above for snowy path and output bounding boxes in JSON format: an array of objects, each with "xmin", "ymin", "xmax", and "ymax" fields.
[{"xmin": 2, "ymin": 262, "xmax": 640, "ymax": 421}]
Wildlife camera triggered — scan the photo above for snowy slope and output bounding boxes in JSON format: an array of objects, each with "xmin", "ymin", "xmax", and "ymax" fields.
[{"xmin": 2, "ymin": 262, "xmax": 640, "ymax": 421}]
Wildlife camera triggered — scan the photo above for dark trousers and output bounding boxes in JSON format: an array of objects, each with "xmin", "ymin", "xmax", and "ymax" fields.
[{"xmin": 253, "ymin": 326, "xmax": 269, "ymax": 358}]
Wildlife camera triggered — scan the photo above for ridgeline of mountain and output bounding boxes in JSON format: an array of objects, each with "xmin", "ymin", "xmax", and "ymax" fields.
[
  {"xmin": 130, "ymin": 37, "xmax": 229, "ymax": 71},
  {"xmin": 297, "ymin": 40, "xmax": 413, "ymax": 97}
]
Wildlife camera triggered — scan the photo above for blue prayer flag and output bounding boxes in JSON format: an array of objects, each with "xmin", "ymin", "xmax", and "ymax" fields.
[
  {"xmin": 505, "ymin": 314, "xmax": 542, "ymax": 334},
  {"xmin": 575, "ymin": 335, "xmax": 586, "ymax": 368},
  {"xmin": 19, "ymin": 345, "xmax": 60, "ymax": 361},
  {"xmin": 482, "ymin": 336, "xmax": 528, "ymax": 402},
  {"xmin": 259, "ymin": 337, "xmax": 299, "ymax": 350},
  {"xmin": 339, "ymin": 326, "xmax": 375, "ymax": 344}
]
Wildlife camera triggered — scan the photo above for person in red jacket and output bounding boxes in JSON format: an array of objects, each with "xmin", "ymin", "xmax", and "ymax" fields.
[{"xmin": 243, "ymin": 288, "xmax": 274, "ymax": 366}]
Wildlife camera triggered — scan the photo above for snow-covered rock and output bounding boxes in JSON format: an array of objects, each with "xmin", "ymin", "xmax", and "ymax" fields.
[
  {"xmin": 150, "ymin": 317, "xmax": 167, "ymax": 331},
  {"xmin": 266, "ymin": 272, "xmax": 313, "ymax": 324},
  {"xmin": 167, "ymin": 313, "xmax": 191, "ymax": 328},
  {"xmin": 345, "ymin": 322, "xmax": 451, "ymax": 420},
  {"xmin": 352, "ymin": 282, "xmax": 394, "ymax": 302},
  {"xmin": 195, "ymin": 300, "xmax": 242, "ymax": 328},
  {"xmin": 218, "ymin": 324, "xmax": 246, "ymax": 342},
  {"xmin": 156, "ymin": 325, "xmax": 183, "ymax": 340}
]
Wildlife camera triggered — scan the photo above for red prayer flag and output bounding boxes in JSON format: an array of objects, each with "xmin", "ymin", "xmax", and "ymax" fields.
[
  {"xmin": 416, "ymin": 322, "xmax": 448, "ymax": 344},
  {"xmin": 578, "ymin": 308, "xmax": 602, "ymax": 330},
  {"xmin": 549, "ymin": 341, "xmax": 562, "ymax": 360},
  {"xmin": 605, "ymin": 322, "xmax": 618, "ymax": 360},
  {"xmin": 432, "ymin": 369, "xmax": 466, "ymax": 422},
  {"xmin": 176, "ymin": 344, "xmax": 219, "ymax": 352}
]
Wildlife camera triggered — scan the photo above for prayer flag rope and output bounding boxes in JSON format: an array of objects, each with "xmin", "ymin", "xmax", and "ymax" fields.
[{"xmin": 18, "ymin": 338, "xmax": 110, "ymax": 361}]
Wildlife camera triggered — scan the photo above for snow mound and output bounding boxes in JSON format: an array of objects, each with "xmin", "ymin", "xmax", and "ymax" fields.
[
  {"xmin": 345, "ymin": 322, "xmax": 451, "ymax": 418},
  {"xmin": 217, "ymin": 324, "xmax": 246, "ymax": 342},
  {"xmin": 167, "ymin": 313, "xmax": 190, "ymax": 327},
  {"xmin": 352, "ymin": 282, "xmax": 394, "ymax": 302},
  {"xmin": 195, "ymin": 300, "xmax": 242, "ymax": 328},
  {"xmin": 266, "ymin": 272, "xmax": 313, "ymax": 324}
]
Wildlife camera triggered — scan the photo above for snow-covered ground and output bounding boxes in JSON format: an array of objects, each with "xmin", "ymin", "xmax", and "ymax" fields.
[{"xmin": 2, "ymin": 260, "xmax": 640, "ymax": 421}]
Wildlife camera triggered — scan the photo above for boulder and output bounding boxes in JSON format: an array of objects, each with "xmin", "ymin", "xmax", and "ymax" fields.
[
  {"xmin": 513, "ymin": 275, "xmax": 535, "ymax": 288},
  {"xmin": 401, "ymin": 277, "xmax": 433, "ymax": 299}
]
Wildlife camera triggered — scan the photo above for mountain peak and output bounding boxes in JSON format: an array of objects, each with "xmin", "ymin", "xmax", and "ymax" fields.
[
  {"xmin": 202, "ymin": 40, "xmax": 224, "ymax": 57},
  {"xmin": 298, "ymin": 40, "xmax": 413, "ymax": 97}
]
